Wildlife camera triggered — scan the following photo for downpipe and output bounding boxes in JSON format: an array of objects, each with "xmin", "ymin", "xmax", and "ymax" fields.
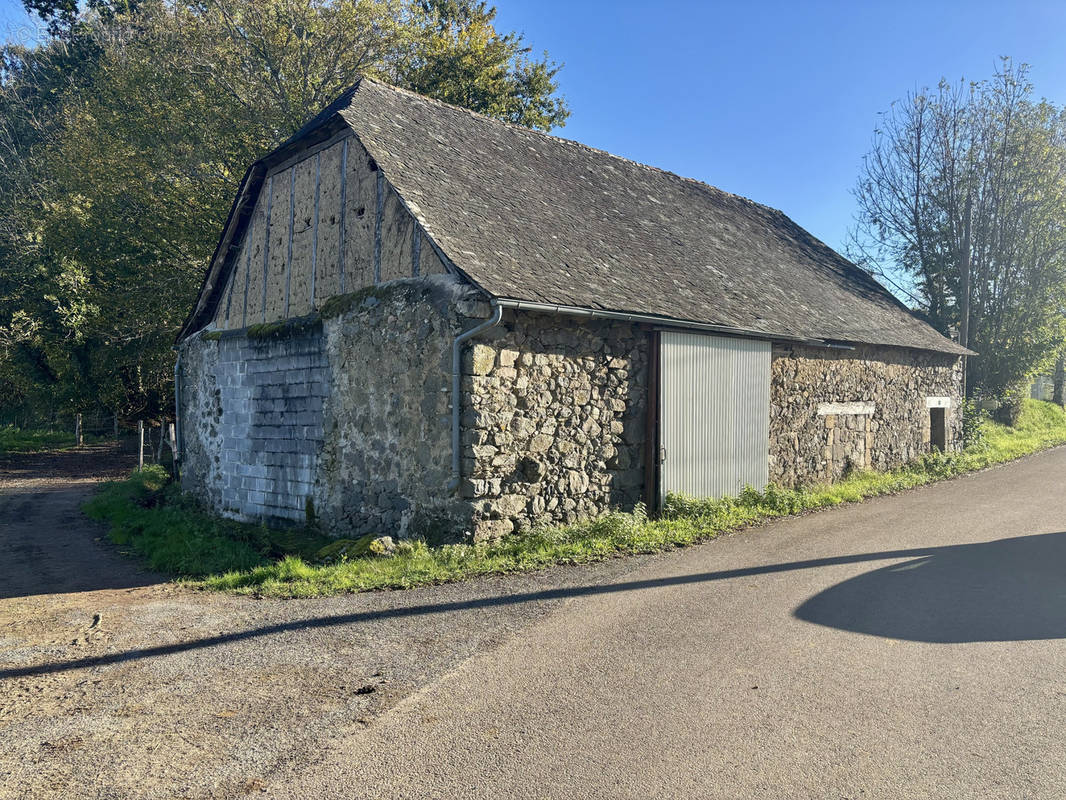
[
  {"xmin": 171, "ymin": 345, "xmax": 182, "ymax": 479},
  {"xmin": 448, "ymin": 301, "xmax": 503, "ymax": 492}
]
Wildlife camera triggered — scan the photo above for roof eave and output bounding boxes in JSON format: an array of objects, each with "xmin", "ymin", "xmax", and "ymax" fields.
[{"xmin": 491, "ymin": 297, "xmax": 972, "ymax": 356}]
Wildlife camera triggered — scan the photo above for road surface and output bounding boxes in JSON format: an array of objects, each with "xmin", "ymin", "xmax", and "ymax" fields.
[{"xmin": 266, "ymin": 447, "xmax": 1066, "ymax": 799}]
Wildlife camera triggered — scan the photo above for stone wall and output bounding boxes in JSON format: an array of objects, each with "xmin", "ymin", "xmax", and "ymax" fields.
[
  {"xmin": 180, "ymin": 275, "xmax": 480, "ymax": 537},
  {"xmin": 769, "ymin": 342, "xmax": 963, "ymax": 486},
  {"xmin": 314, "ymin": 278, "xmax": 477, "ymax": 540},
  {"xmin": 181, "ymin": 288, "xmax": 963, "ymax": 541},
  {"xmin": 459, "ymin": 311, "xmax": 649, "ymax": 539}
]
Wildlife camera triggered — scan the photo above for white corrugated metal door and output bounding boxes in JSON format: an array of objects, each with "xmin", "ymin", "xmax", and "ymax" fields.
[{"xmin": 660, "ymin": 332, "xmax": 771, "ymax": 500}]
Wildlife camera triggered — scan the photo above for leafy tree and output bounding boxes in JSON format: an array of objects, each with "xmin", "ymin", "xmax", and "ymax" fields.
[
  {"xmin": 850, "ymin": 60, "xmax": 1066, "ymax": 398},
  {"xmin": 0, "ymin": 0, "xmax": 568, "ymax": 425}
]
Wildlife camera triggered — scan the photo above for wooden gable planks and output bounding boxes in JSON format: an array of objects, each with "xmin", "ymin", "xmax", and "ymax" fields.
[
  {"xmin": 313, "ymin": 140, "xmax": 344, "ymax": 305},
  {"xmin": 342, "ymin": 137, "xmax": 378, "ymax": 290},
  {"xmin": 204, "ymin": 132, "xmax": 451, "ymax": 332},
  {"xmin": 379, "ymin": 184, "xmax": 415, "ymax": 282}
]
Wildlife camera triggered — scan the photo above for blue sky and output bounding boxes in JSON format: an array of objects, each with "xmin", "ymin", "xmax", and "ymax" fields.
[{"xmin": 3, "ymin": 0, "xmax": 1066, "ymax": 253}]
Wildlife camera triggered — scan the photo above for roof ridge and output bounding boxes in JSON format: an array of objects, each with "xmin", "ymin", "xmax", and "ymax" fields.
[{"xmin": 353, "ymin": 76, "xmax": 784, "ymax": 219}]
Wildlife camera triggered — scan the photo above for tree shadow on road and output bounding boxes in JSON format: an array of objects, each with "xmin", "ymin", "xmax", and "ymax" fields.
[
  {"xmin": 4, "ymin": 531, "xmax": 1065, "ymax": 680},
  {"xmin": 1, "ymin": 442, "xmax": 157, "ymax": 600},
  {"xmin": 794, "ymin": 531, "xmax": 1066, "ymax": 643}
]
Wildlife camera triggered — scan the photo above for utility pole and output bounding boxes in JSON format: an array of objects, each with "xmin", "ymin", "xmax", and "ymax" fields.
[
  {"xmin": 959, "ymin": 194, "xmax": 973, "ymax": 396},
  {"xmin": 1054, "ymin": 351, "xmax": 1065, "ymax": 406}
]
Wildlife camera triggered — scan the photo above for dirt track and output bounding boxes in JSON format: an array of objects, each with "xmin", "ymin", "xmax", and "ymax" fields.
[
  {"xmin": 0, "ymin": 445, "xmax": 651, "ymax": 799},
  {"xmin": 0, "ymin": 445, "xmax": 155, "ymax": 600}
]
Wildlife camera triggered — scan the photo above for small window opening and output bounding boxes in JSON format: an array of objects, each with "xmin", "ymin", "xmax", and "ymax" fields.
[{"xmin": 930, "ymin": 407, "xmax": 946, "ymax": 452}]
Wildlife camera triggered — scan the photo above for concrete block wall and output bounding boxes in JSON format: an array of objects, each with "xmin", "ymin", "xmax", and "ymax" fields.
[{"xmin": 213, "ymin": 330, "xmax": 329, "ymax": 523}]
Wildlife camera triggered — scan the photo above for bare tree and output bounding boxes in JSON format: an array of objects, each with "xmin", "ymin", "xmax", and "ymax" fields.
[{"xmin": 850, "ymin": 60, "xmax": 1066, "ymax": 398}]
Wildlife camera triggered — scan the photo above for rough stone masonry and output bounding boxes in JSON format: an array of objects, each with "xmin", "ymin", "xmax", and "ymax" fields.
[
  {"xmin": 180, "ymin": 276, "xmax": 650, "ymax": 541},
  {"xmin": 180, "ymin": 274, "xmax": 962, "ymax": 542},
  {"xmin": 459, "ymin": 311, "xmax": 648, "ymax": 539},
  {"xmin": 181, "ymin": 276, "xmax": 473, "ymax": 538},
  {"xmin": 769, "ymin": 342, "xmax": 963, "ymax": 485}
]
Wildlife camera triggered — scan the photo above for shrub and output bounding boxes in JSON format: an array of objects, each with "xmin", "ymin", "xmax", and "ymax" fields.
[
  {"xmin": 991, "ymin": 382, "xmax": 1028, "ymax": 425},
  {"xmin": 960, "ymin": 398, "xmax": 990, "ymax": 450}
]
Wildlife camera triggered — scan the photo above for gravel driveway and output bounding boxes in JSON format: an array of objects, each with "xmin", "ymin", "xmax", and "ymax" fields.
[{"xmin": 0, "ymin": 446, "xmax": 653, "ymax": 799}]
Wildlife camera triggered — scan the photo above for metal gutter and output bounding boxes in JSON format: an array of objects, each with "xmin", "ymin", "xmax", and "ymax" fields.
[{"xmin": 448, "ymin": 301, "xmax": 504, "ymax": 492}]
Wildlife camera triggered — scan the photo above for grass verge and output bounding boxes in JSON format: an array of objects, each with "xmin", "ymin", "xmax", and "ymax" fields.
[
  {"xmin": 84, "ymin": 399, "xmax": 1066, "ymax": 598},
  {"xmin": 83, "ymin": 466, "xmax": 333, "ymax": 577},
  {"xmin": 0, "ymin": 425, "xmax": 93, "ymax": 454}
]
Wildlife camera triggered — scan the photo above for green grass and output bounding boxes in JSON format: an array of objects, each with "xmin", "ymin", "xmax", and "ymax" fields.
[
  {"xmin": 84, "ymin": 399, "xmax": 1066, "ymax": 598},
  {"xmin": 83, "ymin": 465, "xmax": 333, "ymax": 577},
  {"xmin": 0, "ymin": 425, "xmax": 89, "ymax": 454}
]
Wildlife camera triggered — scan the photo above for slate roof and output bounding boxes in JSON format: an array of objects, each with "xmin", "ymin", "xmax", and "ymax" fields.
[{"xmin": 182, "ymin": 78, "xmax": 969, "ymax": 355}]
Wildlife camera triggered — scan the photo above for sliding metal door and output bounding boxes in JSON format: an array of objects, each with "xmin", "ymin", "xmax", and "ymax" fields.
[{"xmin": 660, "ymin": 332, "xmax": 771, "ymax": 500}]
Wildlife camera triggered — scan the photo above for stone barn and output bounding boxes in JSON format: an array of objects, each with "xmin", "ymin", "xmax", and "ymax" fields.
[{"xmin": 176, "ymin": 77, "xmax": 970, "ymax": 541}]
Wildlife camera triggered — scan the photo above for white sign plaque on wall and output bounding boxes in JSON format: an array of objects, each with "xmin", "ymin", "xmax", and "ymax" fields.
[{"xmin": 817, "ymin": 402, "xmax": 875, "ymax": 416}]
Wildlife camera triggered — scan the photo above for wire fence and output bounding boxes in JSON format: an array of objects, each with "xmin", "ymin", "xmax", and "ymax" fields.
[{"xmin": 1, "ymin": 412, "xmax": 178, "ymax": 469}]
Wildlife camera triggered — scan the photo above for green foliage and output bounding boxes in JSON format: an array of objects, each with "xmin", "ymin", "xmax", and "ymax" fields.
[
  {"xmin": 852, "ymin": 59, "xmax": 1066, "ymax": 397},
  {"xmin": 989, "ymin": 382, "xmax": 1029, "ymax": 426},
  {"xmin": 959, "ymin": 397, "xmax": 990, "ymax": 450},
  {"xmin": 1, "ymin": 0, "xmax": 568, "ymax": 426},
  {"xmin": 82, "ymin": 400, "xmax": 1066, "ymax": 598},
  {"xmin": 83, "ymin": 465, "xmax": 331, "ymax": 576},
  {"xmin": 0, "ymin": 425, "xmax": 81, "ymax": 453}
]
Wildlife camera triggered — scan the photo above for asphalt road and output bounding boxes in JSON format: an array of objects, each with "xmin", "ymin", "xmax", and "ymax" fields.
[{"xmin": 267, "ymin": 447, "xmax": 1066, "ymax": 799}]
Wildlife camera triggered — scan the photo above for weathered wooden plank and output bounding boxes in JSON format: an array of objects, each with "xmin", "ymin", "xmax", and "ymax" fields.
[
  {"xmin": 284, "ymin": 166, "xmax": 296, "ymax": 318},
  {"xmin": 310, "ymin": 152, "xmax": 321, "ymax": 308},
  {"xmin": 379, "ymin": 185, "xmax": 414, "ymax": 282},
  {"xmin": 342, "ymin": 137, "xmax": 378, "ymax": 291},
  {"xmin": 263, "ymin": 173, "xmax": 288, "ymax": 322},
  {"xmin": 338, "ymin": 138, "xmax": 349, "ymax": 292},
  {"xmin": 417, "ymin": 230, "xmax": 447, "ymax": 277},
  {"xmin": 374, "ymin": 170, "xmax": 384, "ymax": 283},
  {"xmin": 242, "ymin": 184, "xmax": 267, "ymax": 326},
  {"xmin": 313, "ymin": 140, "xmax": 344, "ymax": 305},
  {"xmin": 411, "ymin": 223, "xmax": 421, "ymax": 276},
  {"xmin": 287, "ymin": 156, "xmax": 317, "ymax": 317}
]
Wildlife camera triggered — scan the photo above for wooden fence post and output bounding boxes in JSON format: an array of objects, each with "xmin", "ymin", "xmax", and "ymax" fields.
[
  {"xmin": 75, "ymin": 413, "xmax": 82, "ymax": 446},
  {"xmin": 138, "ymin": 420, "xmax": 144, "ymax": 471}
]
